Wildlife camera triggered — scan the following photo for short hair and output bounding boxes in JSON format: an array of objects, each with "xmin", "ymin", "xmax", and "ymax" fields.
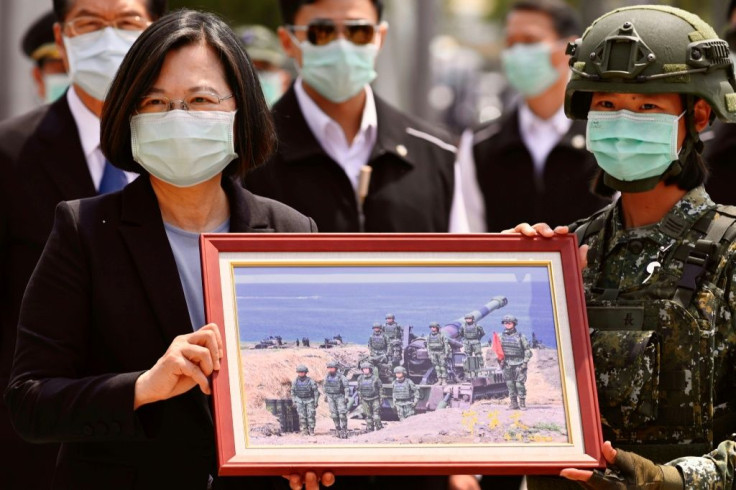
[
  {"xmin": 101, "ymin": 9, "xmax": 276, "ymax": 181},
  {"xmin": 278, "ymin": 0, "xmax": 384, "ymax": 24},
  {"xmin": 52, "ymin": 0, "xmax": 168, "ymax": 22},
  {"xmin": 509, "ymin": 0, "xmax": 581, "ymax": 39}
]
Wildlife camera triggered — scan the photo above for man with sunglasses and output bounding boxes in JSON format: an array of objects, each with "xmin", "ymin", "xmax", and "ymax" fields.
[
  {"xmin": 0, "ymin": 1, "xmax": 166, "ymax": 488},
  {"xmin": 245, "ymin": 0, "xmax": 469, "ymax": 234}
]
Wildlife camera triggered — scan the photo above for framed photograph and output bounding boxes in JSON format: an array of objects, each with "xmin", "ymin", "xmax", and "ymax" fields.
[{"xmin": 201, "ymin": 234, "xmax": 603, "ymax": 476}]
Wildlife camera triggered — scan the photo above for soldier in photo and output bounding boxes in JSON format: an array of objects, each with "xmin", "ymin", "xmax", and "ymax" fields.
[
  {"xmin": 391, "ymin": 366, "xmax": 420, "ymax": 421},
  {"xmin": 367, "ymin": 322, "xmax": 389, "ymax": 369},
  {"xmin": 357, "ymin": 362, "xmax": 383, "ymax": 432},
  {"xmin": 290, "ymin": 365, "xmax": 319, "ymax": 435},
  {"xmin": 459, "ymin": 313, "xmax": 485, "ymax": 378},
  {"xmin": 382, "ymin": 313, "xmax": 404, "ymax": 367},
  {"xmin": 323, "ymin": 361, "xmax": 350, "ymax": 439},
  {"xmin": 498, "ymin": 315, "xmax": 532, "ymax": 410},
  {"xmin": 426, "ymin": 321, "xmax": 451, "ymax": 385}
]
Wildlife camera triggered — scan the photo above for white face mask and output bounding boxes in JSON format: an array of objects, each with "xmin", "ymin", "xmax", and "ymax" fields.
[
  {"xmin": 130, "ymin": 110, "xmax": 238, "ymax": 188},
  {"xmin": 63, "ymin": 27, "xmax": 141, "ymax": 101}
]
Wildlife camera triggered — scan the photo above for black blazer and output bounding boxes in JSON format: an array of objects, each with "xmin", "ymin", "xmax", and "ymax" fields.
[
  {"xmin": 472, "ymin": 107, "xmax": 610, "ymax": 232},
  {"xmin": 4, "ymin": 176, "xmax": 316, "ymax": 490},
  {"xmin": 0, "ymin": 94, "xmax": 94, "ymax": 489},
  {"xmin": 245, "ymin": 85, "xmax": 457, "ymax": 232}
]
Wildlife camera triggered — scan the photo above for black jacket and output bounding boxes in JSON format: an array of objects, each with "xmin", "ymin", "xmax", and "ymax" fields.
[
  {"xmin": 4, "ymin": 176, "xmax": 315, "ymax": 490},
  {"xmin": 472, "ymin": 108, "xmax": 609, "ymax": 232},
  {"xmin": 245, "ymin": 85, "xmax": 457, "ymax": 232},
  {"xmin": 702, "ymin": 120, "xmax": 736, "ymax": 206}
]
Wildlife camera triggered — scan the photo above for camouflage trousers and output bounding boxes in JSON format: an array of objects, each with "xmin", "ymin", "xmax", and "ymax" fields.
[
  {"xmin": 394, "ymin": 401, "xmax": 415, "ymax": 421},
  {"xmin": 294, "ymin": 397, "xmax": 316, "ymax": 433},
  {"xmin": 464, "ymin": 340, "xmax": 484, "ymax": 360},
  {"xmin": 429, "ymin": 351, "xmax": 447, "ymax": 379},
  {"xmin": 503, "ymin": 364, "xmax": 527, "ymax": 398},
  {"xmin": 361, "ymin": 398, "xmax": 382, "ymax": 430},
  {"xmin": 326, "ymin": 394, "xmax": 348, "ymax": 431},
  {"xmin": 388, "ymin": 341, "xmax": 403, "ymax": 365}
]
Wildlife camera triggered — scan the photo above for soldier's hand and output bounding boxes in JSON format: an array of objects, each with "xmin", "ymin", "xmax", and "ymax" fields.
[
  {"xmin": 283, "ymin": 471, "xmax": 335, "ymax": 490},
  {"xmin": 560, "ymin": 441, "xmax": 683, "ymax": 489},
  {"xmin": 503, "ymin": 222, "xmax": 568, "ymax": 237}
]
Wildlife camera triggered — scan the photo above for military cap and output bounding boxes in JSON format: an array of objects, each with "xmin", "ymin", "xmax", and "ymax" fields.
[
  {"xmin": 234, "ymin": 24, "xmax": 286, "ymax": 67},
  {"xmin": 21, "ymin": 11, "xmax": 60, "ymax": 63}
]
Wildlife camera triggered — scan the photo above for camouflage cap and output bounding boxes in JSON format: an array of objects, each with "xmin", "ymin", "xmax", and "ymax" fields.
[
  {"xmin": 296, "ymin": 364, "xmax": 308, "ymax": 373},
  {"xmin": 233, "ymin": 24, "xmax": 286, "ymax": 68},
  {"xmin": 393, "ymin": 366, "xmax": 406, "ymax": 374}
]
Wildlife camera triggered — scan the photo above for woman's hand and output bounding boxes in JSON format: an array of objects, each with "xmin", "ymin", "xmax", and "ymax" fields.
[
  {"xmin": 502, "ymin": 223, "xmax": 588, "ymax": 270},
  {"xmin": 448, "ymin": 475, "xmax": 481, "ymax": 490},
  {"xmin": 283, "ymin": 472, "xmax": 335, "ymax": 490},
  {"xmin": 134, "ymin": 323, "xmax": 223, "ymax": 409}
]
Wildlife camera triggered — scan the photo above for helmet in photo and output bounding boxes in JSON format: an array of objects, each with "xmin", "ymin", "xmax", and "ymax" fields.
[
  {"xmin": 360, "ymin": 362, "xmax": 374, "ymax": 371},
  {"xmin": 565, "ymin": 6, "xmax": 736, "ymax": 191},
  {"xmin": 501, "ymin": 315, "xmax": 518, "ymax": 326},
  {"xmin": 393, "ymin": 366, "xmax": 406, "ymax": 375},
  {"xmin": 385, "ymin": 313, "xmax": 395, "ymax": 320},
  {"xmin": 429, "ymin": 321, "xmax": 441, "ymax": 330},
  {"xmin": 326, "ymin": 361, "xmax": 338, "ymax": 369},
  {"xmin": 372, "ymin": 322, "xmax": 382, "ymax": 330},
  {"xmin": 296, "ymin": 364, "xmax": 308, "ymax": 373}
]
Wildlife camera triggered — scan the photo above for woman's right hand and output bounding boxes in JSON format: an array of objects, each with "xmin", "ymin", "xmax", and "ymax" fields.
[{"xmin": 134, "ymin": 323, "xmax": 223, "ymax": 409}]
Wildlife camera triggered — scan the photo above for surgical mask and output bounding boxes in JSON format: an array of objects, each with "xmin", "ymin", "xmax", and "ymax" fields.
[
  {"xmin": 130, "ymin": 110, "xmax": 238, "ymax": 188},
  {"xmin": 63, "ymin": 27, "xmax": 141, "ymax": 101},
  {"xmin": 257, "ymin": 70, "xmax": 284, "ymax": 108},
  {"xmin": 43, "ymin": 73, "xmax": 70, "ymax": 103},
  {"xmin": 586, "ymin": 109, "xmax": 684, "ymax": 183},
  {"xmin": 501, "ymin": 42, "xmax": 560, "ymax": 97},
  {"xmin": 297, "ymin": 37, "xmax": 378, "ymax": 103}
]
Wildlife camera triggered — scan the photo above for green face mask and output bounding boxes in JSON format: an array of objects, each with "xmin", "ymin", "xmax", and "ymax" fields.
[
  {"xmin": 586, "ymin": 109, "xmax": 684, "ymax": 189},
  {"xmin": 501, "ymin": 42, "xmax": 560, "ymax": 97}
]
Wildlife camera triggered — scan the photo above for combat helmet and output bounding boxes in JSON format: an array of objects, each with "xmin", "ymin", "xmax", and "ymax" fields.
[
  {"xmin": 385, "ymin": 313, "xmax": 395, "ymax": 321},
  {"xmin": 360, "ymin": 361, "xmax": 374, "ymax": 371},
  {"xmin": 501, "ymin": 315, "xmax": 518, "ymax": 326},
  {"xmin": 565, "ymin": 6, "xmax": 736, "ymax": 190},
  {"xmin": 326, "ymin": 361, "xmax": 338, "ymax": 369},
  {"xmin": 296, "ymin": 364, "xmax": 309, "ymax": 373},
  {"xmin": 465, "ymin": 314, "xmax": 474, "ymax": 322},
  {"xmin": 429, "ymin": 321, "xmax": 440, "ymax": 330},
  {"xmin": 372, "ymin": 322, "xmax": 383, "ymax": 330},
  {"xmin": 393, "ymin": 366, "xmax": 406, "ymax": 375}
]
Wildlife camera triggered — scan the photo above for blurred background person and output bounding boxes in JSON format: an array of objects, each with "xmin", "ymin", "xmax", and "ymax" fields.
[
  {"xmin": 244, "ymin": 0, "xmax": 469, "ymax": 233},
  {"xmin": 0, "ymin": 1, "xmax": 166, "ymax": 488},
  {"xmin": 235, "ymin": 24, "xmax": 293, "ymax": 108},
  {"xmin": 21, "ymin": 10, "xmax": 69, "ymax": 104},
  {"xmin": 457, "ymin": 0, "xmax": 611, "ymax": 233}
]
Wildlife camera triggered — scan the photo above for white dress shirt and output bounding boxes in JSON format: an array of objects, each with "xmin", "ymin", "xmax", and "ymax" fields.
[
  {"xmin": 66, "ymin": 87, "xmax": 137, "ymax": 191},
  {"xmin": 294, "ymin": 78, "xmax": 469, "ymax": 232}
]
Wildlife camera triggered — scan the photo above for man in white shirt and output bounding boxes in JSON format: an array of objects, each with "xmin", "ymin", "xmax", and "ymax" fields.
[
  {"xmin": 245, "ymin": 0, "xmax": 469, "ymax": 233},
  {"xmin": 457, "ymin": 0, "xmax": 610, "ymax": 233},
  {"xmin": 0, "ymin": 1, "xmax": 165, "ymax": 488}
]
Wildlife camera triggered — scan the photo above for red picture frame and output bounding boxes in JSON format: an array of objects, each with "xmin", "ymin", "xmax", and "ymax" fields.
[{"xmin": 201, "ymin": 233, "xmax": 603, "ymax": 476}]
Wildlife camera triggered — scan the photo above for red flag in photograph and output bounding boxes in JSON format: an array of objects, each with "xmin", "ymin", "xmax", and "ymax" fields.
[{"xmin": 491, "ymin": 331, "xmax": 504, "ymax": 363}]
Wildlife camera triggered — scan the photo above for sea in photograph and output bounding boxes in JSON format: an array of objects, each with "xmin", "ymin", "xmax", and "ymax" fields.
[{"xmin": 235, "ymin": 265, "xmax": 558, "ymax": 347}]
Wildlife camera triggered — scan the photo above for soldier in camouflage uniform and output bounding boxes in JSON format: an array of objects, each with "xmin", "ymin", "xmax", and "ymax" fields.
[
  {"xmin": 459, "ymin": 313, "xmax": 485, "ymax": 378},
  {"xmin": 382, "ymin": 313, "xmax": 403, "ymax": 367},
  {"xmin": 290, "ymin": 365, "xmax": 319, "ymax": 435},
  {"xmin": 391, "ymin": 366, "xmax": 420, "ymax": 420},
  {"xmin": 498, "ymin": 315, "xmax": 532, "ymax": 410},
  {"xmin": 367, "ymin": 322, "xmax": 389, "ymax": 370},
  {"xmin": 323, "ymin": 361, "xmax": 350, "ymax": 438},
  {"xmin": 426, "ymin": 322, "xmax": 450, "ymax": 385},
  {"xmin": 509, "ymin": 5, "xmax": 736, "ymax": 489},
  {"xmin": 357, "ymin": 362, "xmax": 383, "ymax": 432}
]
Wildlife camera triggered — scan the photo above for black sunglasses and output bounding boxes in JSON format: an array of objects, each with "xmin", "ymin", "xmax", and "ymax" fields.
[{"xmin": 288, "ymin": 19, "xmax": 379, "ymax": 46}]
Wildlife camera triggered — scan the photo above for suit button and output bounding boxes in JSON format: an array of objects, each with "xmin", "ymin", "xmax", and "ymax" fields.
[{"xmin": 83, "ymin": 425, "xmax": 94, "ymax": 436}]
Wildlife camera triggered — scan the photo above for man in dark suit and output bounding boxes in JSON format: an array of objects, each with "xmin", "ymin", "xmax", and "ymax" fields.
[
  {"xmin": 0, "ymin": 1, "xmax": 166, "ymax": 488},
  {"xmin": 244, "ymin": 0, "xmax": 469, "ymax": 233},
  {"xmin": 457, "ymin": 0, "xmax": 610, "ymax": 233}
]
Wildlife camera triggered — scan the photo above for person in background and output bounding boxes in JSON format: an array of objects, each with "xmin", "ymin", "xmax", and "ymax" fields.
[
  {"xmin": 0, "ymin": 2, "xmax": 166, "ymax": 488},
  {"xmin": 244, "ymin": 0, "xmax": 469, "ymax": 233},
  {"xmin": 235, "ymin": 24, "xmax": 293, "ymax": 108},
  {"xmin": 457, "ymin": 0, "xmax": 610, "ymax": 233},
  {"xmin": 4, "ymin": 8, "xmax": 327, "ymax": 490},
  {"xmin": 21, "ymin": 10, "xmax": 69, "ymax": 104}
]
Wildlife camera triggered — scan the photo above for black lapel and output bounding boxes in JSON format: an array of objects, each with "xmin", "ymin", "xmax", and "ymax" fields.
[
  {"xmin": 118, "ymin": 177, "xmax": 194, "ymax": 341},
  {"xmin": 223, "ymin": 176, "xmax": 275, "ymax": 232},
  {"xmin": 271, "ymin": 85, "xmax": 326, "ymax": 163}
]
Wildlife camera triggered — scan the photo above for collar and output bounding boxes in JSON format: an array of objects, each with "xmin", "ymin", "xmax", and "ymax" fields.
[
  {"xmin": 294, "ymin": 76, "xmax": 377, "ymax": 149},
  {"xmin": 604, "ymin": 186, "xmax": 716, "ymax": 257},
  {"xmin": 517, "ymin": 102, "xmax": 571, "ymax": 137},
  {"xmin": 66, "ymin": 85, "xmax": 100, "ymax": 160}
]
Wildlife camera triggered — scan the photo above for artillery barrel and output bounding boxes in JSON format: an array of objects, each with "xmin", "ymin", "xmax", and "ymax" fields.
[{"xmin": 443, "ymin": 295, "xmax": 508, "ymax": 339}]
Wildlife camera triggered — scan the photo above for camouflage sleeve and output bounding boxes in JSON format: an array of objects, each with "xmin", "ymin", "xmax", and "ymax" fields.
[
  {"xmin": 522, "ymin": 335, "xmax": 533, "ymax": 362},
  {"xmin": 668, "ymin": 440, "xmax": 736, "ymax": 489},
  {"xmin": 411, "ymin": 380, "xmax": 420, "ymax": 404},
  {"xmin": 479, "ymin": 325, "xmax": 485, "ymax": 339},
  {"xmin": 290, "ymin": 379, "xmax": 296, "ymax": 399},
  {"xmin": 374, "ymin": 378, "xmax": 383, "ymax": 400},
  {"xmin": 312, "ymin": 379, "xmax": 320, "ymax": 398}
]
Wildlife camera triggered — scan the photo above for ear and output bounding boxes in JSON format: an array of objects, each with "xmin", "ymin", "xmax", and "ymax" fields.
[
  {"xmin": 277, "ymin": 26, "xmax": 301, "ymax": 66},
  {"xmin": 32, "ymin": 66, "xmax": 45, "ymax": 99},
  {"xmin": 693, "ymin": 98, "xmax": 712, "ymax": 132},
  {"xmin": 53, "ymin": 22, "xmax": 70, "ymax": 72},
  {"xmin": 376, "ymin": 21, "xmax": 389, "ymax": 51}
]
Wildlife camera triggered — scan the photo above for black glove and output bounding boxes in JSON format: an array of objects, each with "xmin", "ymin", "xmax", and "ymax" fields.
[{"xmin": 577, "ymin": 448, "xmax": 683, "ymax": 490}]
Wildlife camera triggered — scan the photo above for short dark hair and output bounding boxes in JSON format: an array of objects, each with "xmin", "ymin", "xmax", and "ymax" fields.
[
  {"xmin": 101, "ymin": 9, "xmax": 276, "ymax": 181},
  {"xmin": 278, "ymin": 0, "xmax": 384, "ymax": 24},
  {"xmin": 52, "ymin": 0, "xmax": 168, "ymax": 22},
  {"xmin": 509, "ymin": 0, "xmax": 581, "ymax": 39}
]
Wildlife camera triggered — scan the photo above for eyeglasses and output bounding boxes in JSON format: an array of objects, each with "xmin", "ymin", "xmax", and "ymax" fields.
[
  {"xmin": 287, "ymin": 19, "xmax": 379, "ymax": 46},
  {"xmin": 137, "ymin": 92, "xmax": 235, "ymax": 114},
  {"xmin": 63, "ymin": 15, "xmax": 150, "ymax": 37}
]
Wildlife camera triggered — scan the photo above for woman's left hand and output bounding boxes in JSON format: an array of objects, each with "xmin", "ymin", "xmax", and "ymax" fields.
[{"xmin": 283, "ymin": 471, "xmax": 335, "ymax": 490}]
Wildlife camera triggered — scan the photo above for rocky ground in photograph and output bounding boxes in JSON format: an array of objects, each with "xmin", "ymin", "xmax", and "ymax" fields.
[{"xmin": 242, "ymin": 344, "xmax": 566, "ymax": 446}]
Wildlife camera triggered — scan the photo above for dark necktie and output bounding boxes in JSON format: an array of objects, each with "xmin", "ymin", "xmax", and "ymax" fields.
[{"xmin": 98, "ymin": 159, "xmax": 127, "ymax": 194}]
